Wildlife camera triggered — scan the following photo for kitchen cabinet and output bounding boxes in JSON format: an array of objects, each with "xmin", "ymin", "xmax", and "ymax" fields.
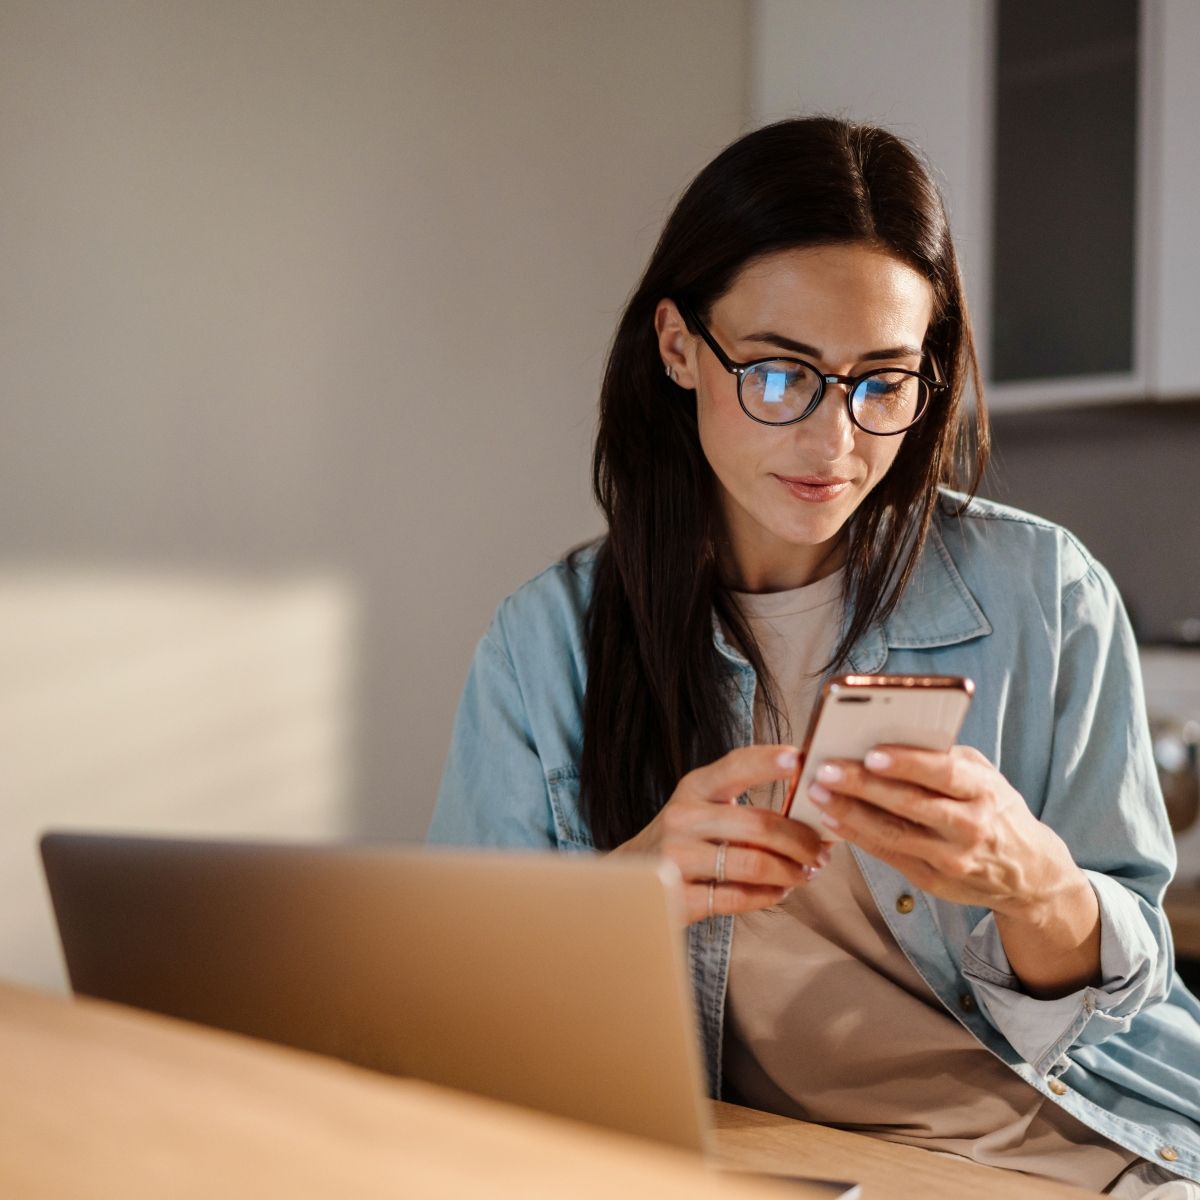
[
  {"xmin": 1144, "ymin": 1, "xmax": 1200, "ymax": 400},
  {"xmin": 750, "ymin": 0, "xmax": 1200, "ymax": 411},
  {"xmin": 989, "ymin": 0, "xmax": 1139, "ymax": 406}
]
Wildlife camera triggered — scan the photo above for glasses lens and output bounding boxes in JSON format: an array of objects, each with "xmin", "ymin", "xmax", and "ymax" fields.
[
  {"xmin": 741, "ymin": 361, "xmax": 822, "ymax": 423},
  {"xmin": 850, "ymin": 372, "xmax": 927, "ymax": 434}
]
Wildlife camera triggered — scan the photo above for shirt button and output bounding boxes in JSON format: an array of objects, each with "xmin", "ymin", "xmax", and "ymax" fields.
[
  {"xmin": 1048, "ymin": 1079, "xmax": 1068, "ymax": 1096},
  {"xmin": 895, "ymin": 894, "xmax": 915, "ymax": 914},
  {"xmin": 959, "ymin": 992, "xmax": 976, "ymax": 1013},
  {"xmin": 1159, "ymin": 1147, "xmax": 1180, "ymax": 1163}
]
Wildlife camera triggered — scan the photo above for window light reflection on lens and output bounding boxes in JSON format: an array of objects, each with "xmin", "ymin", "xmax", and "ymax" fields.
[{"xmin": 762, "ymin": 370, "xmax": 787, "ymax": 406}]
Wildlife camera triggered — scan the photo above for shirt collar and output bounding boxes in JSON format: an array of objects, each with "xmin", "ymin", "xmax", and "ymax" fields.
[
  {"xmin": 847, "ymin": 517, "xmax": 992, "ymax": 673},
  {"xmin": 711, "ymin": 509, "xmax": 993, "ymax": 675}
]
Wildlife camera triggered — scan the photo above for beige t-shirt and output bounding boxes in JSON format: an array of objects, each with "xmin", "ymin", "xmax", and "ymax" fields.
[{"xmin": 723, "ymin": 574, "xmax": 1138, "ymax": 1193}]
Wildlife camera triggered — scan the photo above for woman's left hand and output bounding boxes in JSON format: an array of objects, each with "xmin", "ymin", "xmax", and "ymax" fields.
[{"xmin": 807, "ymin": 744, "xmax": 1081, "ymax": 921}]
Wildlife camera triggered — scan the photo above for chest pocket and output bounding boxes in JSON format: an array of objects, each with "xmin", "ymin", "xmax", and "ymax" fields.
[{"xmin": 545, "ymin": 766, "xmax": 595, "ymax": 851}]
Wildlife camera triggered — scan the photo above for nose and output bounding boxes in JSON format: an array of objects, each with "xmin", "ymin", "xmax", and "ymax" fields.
[{"xmin": 797, "ymin": 379, "xmax": 857, "ymax": 459}]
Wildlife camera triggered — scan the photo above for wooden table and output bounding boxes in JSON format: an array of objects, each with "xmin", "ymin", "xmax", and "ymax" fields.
[
  {"xmin": 711, "ymin": 1102, "xmax": 1099, "ymax": 1199},
  {"xmin": 0, "ymin": 982, "xmax": 1100, "ymax": 1199}
]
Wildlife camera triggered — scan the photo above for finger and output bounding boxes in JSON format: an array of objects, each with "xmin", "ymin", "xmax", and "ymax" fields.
[
  {"xmin": 675, "ymin": 839, "xmax": 819, "ymax": 888},
  {"xmin": 676, "ymin": 744, "xmax": 800, "ymax": 806},
  {"xmin": 685, "ymin": 881, "xmax": 804, "ymax": 924},
  {"xmin": 682, "ymin": 803, "xmax": 828, "ymax": 867},
  {"xmin": 810, "ymin": 788, "xmax": 963, "ymax": 869},
  {"xmin": 859, "ymin": 743, "xmax": 994, "ymax": 801},
  {"xmin": 810, "ymin": 760, "xmax": 975, "ymax": 841}
]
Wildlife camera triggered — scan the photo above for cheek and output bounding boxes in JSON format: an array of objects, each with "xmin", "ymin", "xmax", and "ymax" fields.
[
  {"xmin": 694, "ymin": 383, "xmax": 744, "ymax": 470},
  {"xmin": 695, "ymin": 384, "xmax": 777, "ymax": 488},
  {"xmin": 865, "ymin": 431, "xmax": 906, "ymax": 480}
]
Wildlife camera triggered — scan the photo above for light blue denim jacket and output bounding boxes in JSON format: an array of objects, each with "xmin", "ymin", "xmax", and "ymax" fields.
[{"xmin": 429, "ymin": 492, "xmax": 1200, "ymax": 1178}]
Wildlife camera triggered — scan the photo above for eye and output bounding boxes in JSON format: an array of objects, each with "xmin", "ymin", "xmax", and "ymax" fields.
[
  {"xmin": 860, "ymin": 374, "xmax": 906, "ymax": 398},
  {"xmin": 743, "ymin": 361, "xmax": 821, "ymax": 412},
  {"xmin": 857, "ymin": 372, "xmax": 915, "ymax": 404},
  {"xmin": 849, "ymin": 372, "xmax": 927, "ymax": 434},
  {"xmin": 761, "ymin": 363, "xmax": 807, "ymax": 401}
]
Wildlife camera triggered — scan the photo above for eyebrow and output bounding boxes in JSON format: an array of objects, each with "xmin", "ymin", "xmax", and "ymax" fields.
[{"xmin": 740, "ymin": 330, "xmax": 924, "ymax": 363}]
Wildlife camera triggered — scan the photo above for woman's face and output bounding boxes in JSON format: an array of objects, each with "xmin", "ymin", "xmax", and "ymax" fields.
[{"xmin": 656, "ymin": 242, "xmax": 935, "ymax": 593}]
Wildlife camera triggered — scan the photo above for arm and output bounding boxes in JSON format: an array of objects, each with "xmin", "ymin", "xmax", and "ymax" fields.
[
  {"xmin": 807, "ymin": 561, "xmax": 1174, "ymax": 1068},
  {"xmin": 810, "ymin": 743, "xmax": 1108, "ymax": 1002},
  {"xmin": 427, "ymin": 625, "xmax": 560, "ymax": 850},
  {"xmin": 961, "ymin": 560, "xmax": 1176, "ymax": 1062},
  {"xmin": 992, "ymin": 866, "xmax": 1100, "ymax": 999},
  {"xmin": 432, "ymin": 607, "xmax": 827, "ymax": 907}
]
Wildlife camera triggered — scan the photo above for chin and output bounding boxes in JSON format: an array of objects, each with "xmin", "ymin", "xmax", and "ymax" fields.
[{"xmin": 774, "ymin": 504, "xmax": 852, "ymax": 545}]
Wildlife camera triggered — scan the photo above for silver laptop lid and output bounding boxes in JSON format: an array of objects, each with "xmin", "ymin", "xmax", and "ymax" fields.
[{"xmin": 40, "ymin": 832, "xmax": 711, "ymax": 1153}]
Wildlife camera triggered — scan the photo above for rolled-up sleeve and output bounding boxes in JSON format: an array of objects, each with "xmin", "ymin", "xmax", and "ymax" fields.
[
  {"xmin": 961, "ymin": 560, "xmax": 1175, "ymax": 1076},
  {"xmin": 962, "ymin": 868, "xmax": 1170, "ymax": 1074}
]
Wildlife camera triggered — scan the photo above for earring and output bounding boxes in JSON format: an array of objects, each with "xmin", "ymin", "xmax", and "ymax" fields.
[{"xmin": 665, "ymin": 365, "xmax": 676, "ymax": 382}]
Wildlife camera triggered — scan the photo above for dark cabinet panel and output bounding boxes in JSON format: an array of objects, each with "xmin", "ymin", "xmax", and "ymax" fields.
[{"xmin": 991, "ymin": 0, "xmax": 1138, "ymax": 384}]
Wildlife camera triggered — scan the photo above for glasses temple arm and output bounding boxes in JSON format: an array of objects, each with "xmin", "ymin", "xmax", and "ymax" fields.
[{"xmin": 675, "ymin": 299, "xmax": 740, "ymax": 374}]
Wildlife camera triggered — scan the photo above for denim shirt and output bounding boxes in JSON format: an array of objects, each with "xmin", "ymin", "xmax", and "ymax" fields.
[{"xmin": 428, "ymin": 492, "xmax": 1200, "ymax": 1178}]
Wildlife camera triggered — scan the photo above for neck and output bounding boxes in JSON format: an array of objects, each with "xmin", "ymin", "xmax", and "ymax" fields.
[{"xmin": 720, "ymin": 530, "xmax": 847, "ymax": 594}]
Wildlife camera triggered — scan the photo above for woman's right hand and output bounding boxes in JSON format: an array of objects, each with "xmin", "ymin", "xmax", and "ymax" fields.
[{"xmin": 610, "ymin": 744, "xmax": 831, "ymax": 925}]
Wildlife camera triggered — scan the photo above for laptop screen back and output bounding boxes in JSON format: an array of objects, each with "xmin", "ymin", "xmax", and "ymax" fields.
[{"xmin": 40, "ymin": 833, "xmax": 711, "ymax": 1152}]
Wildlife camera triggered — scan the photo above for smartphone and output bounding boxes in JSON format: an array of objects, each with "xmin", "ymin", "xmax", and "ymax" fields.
[{"xmin": 783, "ymin": 674, "xmax": 975, "ymax": 839}]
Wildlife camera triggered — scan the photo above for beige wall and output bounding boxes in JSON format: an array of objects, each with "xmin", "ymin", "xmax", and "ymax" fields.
[
  {"xmin": 0, "ymin": 0, "xmax": 748, "ymax": 988},
  {"xmin": 750, "ymin": 0, "xmax": 990, "ymax": 386}
]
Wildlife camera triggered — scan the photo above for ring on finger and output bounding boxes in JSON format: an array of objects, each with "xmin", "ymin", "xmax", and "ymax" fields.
[{"xmin": 714, "ymin": 840, "xmax": 728, "ymax": 885}]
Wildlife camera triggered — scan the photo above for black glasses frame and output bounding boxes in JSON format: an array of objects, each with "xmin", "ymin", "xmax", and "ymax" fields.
[{"xmin": 675, "ymin": 299, "xmax": 947, "ymax": 436}]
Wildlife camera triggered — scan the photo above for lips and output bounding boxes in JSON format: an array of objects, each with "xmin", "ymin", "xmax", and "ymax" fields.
[{"xmin": 775, "ymin": 474, "xmax": 853, "ymax": 503}]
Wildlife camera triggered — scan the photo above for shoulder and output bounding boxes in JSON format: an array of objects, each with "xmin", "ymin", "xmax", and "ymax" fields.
[
  {"xmin": 485, "ymin": 539, "xmax": 601, "ymax": 666},
  {"xmin": 474, "ymin": 541, "xmax": 600, "ymax": 769},
  {"xmin": 932, "ymin": 488, "xmax": 1102, "ymax": 598}
]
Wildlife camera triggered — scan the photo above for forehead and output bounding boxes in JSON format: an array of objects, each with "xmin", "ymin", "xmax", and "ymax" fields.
[{"xmin": 715, "ymin": 243, "xmax": 935, "ymax": 352}]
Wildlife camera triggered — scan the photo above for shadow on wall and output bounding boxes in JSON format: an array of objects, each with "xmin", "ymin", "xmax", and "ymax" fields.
[{"xmin": 0, "ymin": 569, "xmax": 358, "ymax": 991}]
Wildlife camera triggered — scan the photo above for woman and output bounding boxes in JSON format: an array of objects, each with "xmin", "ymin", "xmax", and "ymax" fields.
[{"xmin": 428, "ymin": 117, "xmax": 1200, "ymax": 1196}]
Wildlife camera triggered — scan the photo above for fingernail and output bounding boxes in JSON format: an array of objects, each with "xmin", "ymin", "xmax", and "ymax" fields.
[
  {"xmin": 820, "ymin": 812, "xmax": 840, "ymax": 831},
  {"xmin": 808, "ymin": 782, "xmax": 832, "ymax": 806},
  {"xmin": 817, "ymin": 846, "xmax": 832, "ymax": 868},
  {"xmin": 780, "ymin": 887, "xmax": 795, "ymax": 900},
  {"xmin": 865, "ymin": 750, "xmax": 892, "ymax": 771},
  {"xmin": 776, "ymin": 748, "xmax": 799, "ymax": 769},
  {"xmin": 802, "ymin": 865, "xmax": 821, "ymax": 882},
  {"xmin": 816, "ymin": 763, "xmax": 842, "ymax": 784}
]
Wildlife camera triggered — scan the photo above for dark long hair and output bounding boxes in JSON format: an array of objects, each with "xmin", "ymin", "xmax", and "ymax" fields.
[{"xmin": 581, "ymin": 116, "xmax": 988, "ymax": 851}]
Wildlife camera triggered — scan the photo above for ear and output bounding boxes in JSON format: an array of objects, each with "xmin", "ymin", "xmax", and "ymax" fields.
[{"xmin": 654, "ymin": 299, "xmax": 699, "ymax": 390}]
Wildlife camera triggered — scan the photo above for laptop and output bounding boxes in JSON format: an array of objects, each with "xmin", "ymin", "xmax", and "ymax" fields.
[
  {"xmin": 41, "ymin": 831, "xmax": 860, "ymax": 1196},
  {"xmin": 39, "ymin": 832, "xmax": 711, "ymax": 1152}
]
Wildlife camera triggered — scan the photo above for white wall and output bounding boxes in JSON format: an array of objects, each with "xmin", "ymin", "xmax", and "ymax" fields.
[
  {"xmin": 749, "ymin": 0, "xmax": 991, "ymax": 367},
  {"xmin": 0, "ymin": 0, "xmax": 748, "ymax": 988}
]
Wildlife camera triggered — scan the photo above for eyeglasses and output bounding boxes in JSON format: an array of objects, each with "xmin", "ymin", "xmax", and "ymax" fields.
[{"xmin": 675, "ymin": 300, "xmax": 946, "ymax": 436}]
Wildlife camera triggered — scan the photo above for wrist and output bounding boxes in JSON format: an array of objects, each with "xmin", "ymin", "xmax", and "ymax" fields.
[
  {"xmin": 994, "ymin": 862, "xmax": 1102, "ymax": 997},
  {"xmin": 994, "ymin": 829, "xmax": 1091, "ymax": 928},
  {"xmin": 998, "ymin": 867, "xmax": 1093, "ymax": 930}
]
